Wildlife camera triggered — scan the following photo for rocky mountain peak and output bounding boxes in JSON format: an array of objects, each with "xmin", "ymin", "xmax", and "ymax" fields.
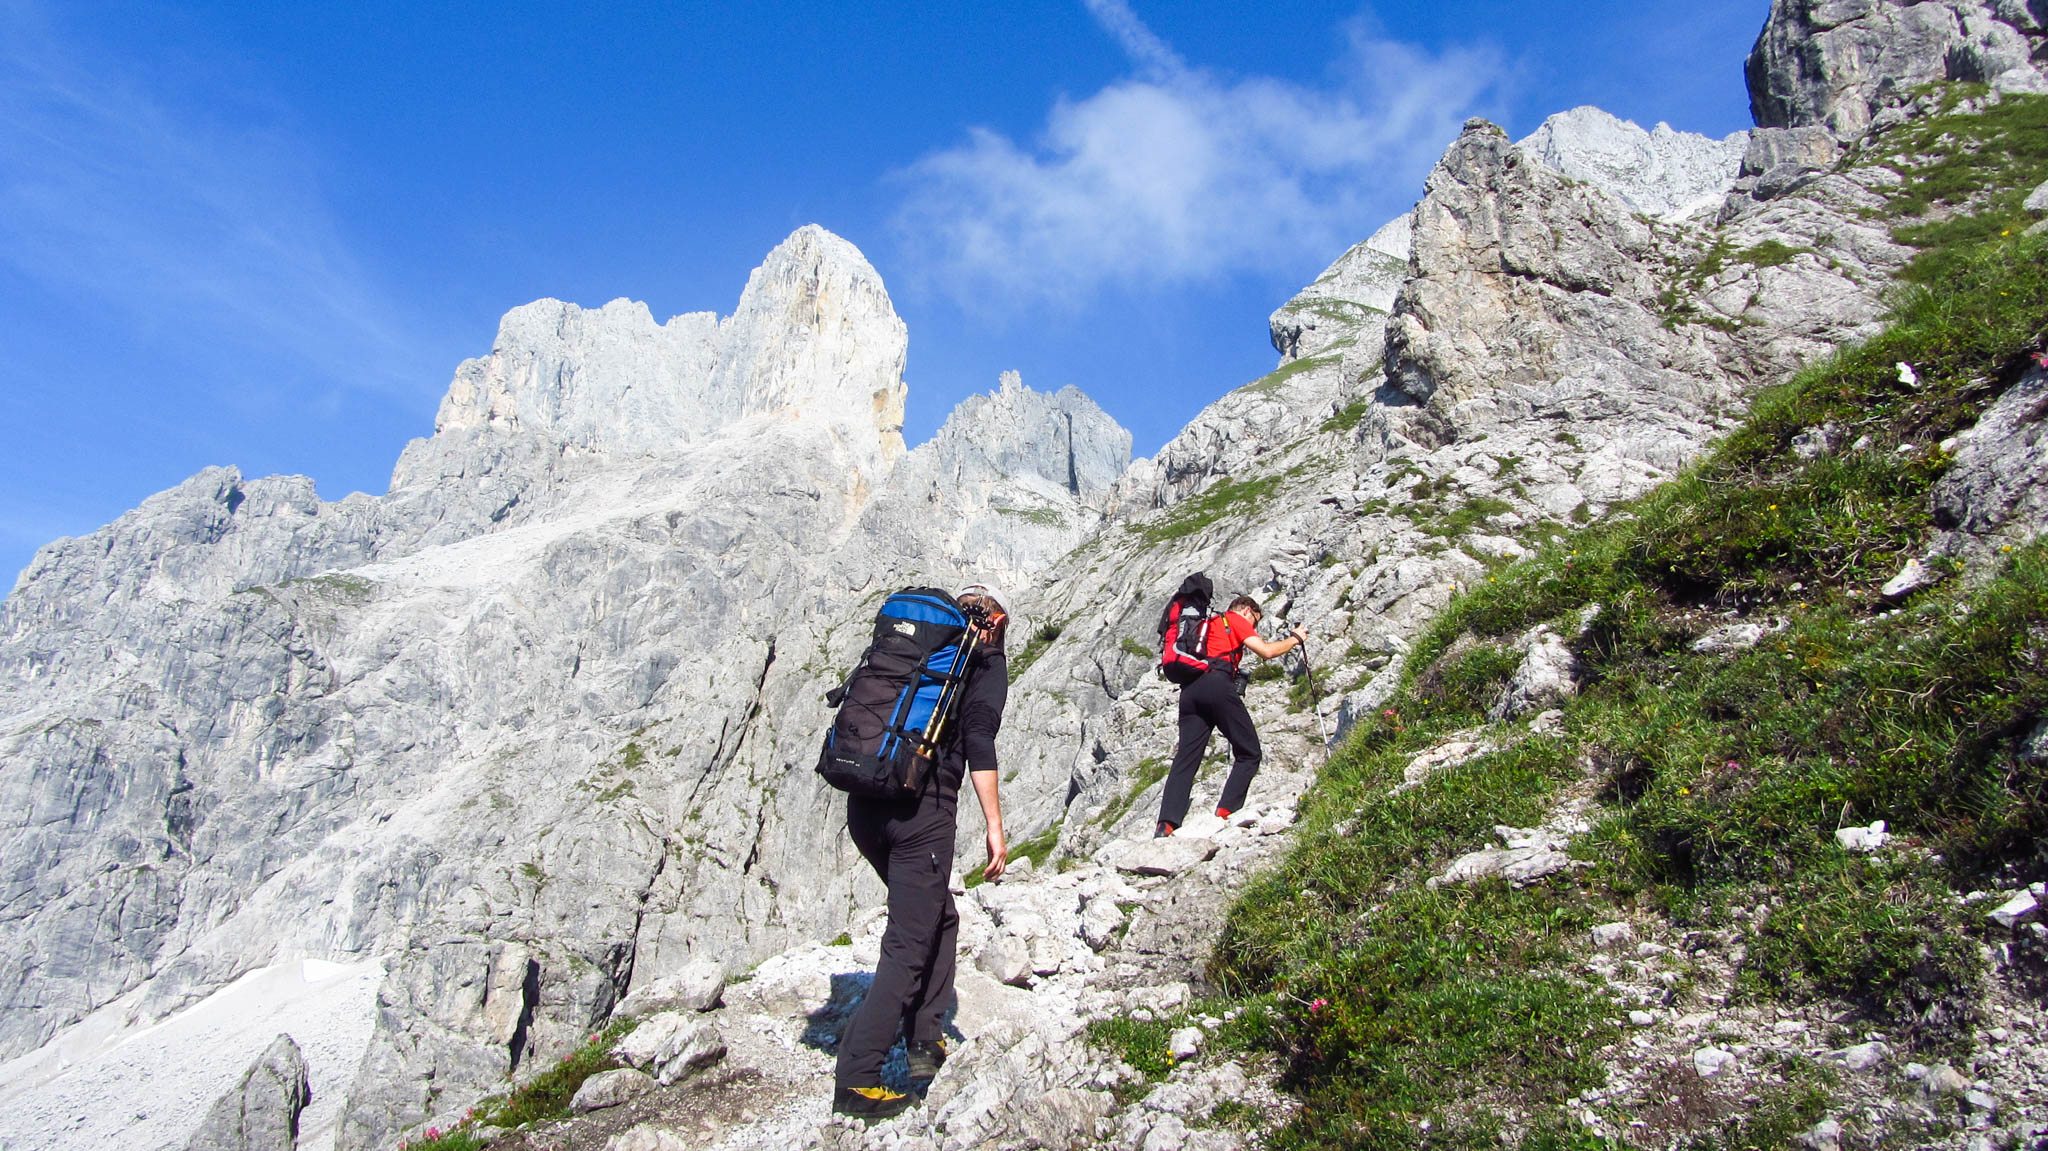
[
  {"xmin": 707, "ymin": 224, "xmax": 908, "ymax": 477},
  {"xmin": 1516, "ymin": 105, "xmax": 1747, "ymax": 220},
  {"xmin": 838, "ymin": 371, "xmax": 1132, "ymax": 589},
  {"xmin": 420, "ymin": 296, "xmax": 721, "ymax": 459},
  {"xmin": 930, "ymin": 371, "xmax": 1129, "ymax": 500},
  {"xmin": 389, "ymin": 226, "xmax": 907, "ymax": 503}
]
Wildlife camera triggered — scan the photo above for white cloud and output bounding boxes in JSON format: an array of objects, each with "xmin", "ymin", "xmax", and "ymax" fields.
[
  {"xmin": 0, "ymin": 2, "xmax": 430, "ymax": 400},
  {"xmin": 892, "ymin": 6, "xmax": 1507, "ymax": 310}
]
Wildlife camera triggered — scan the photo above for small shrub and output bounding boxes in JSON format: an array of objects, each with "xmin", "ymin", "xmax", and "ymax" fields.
[{"xmin": 1009, "ymin": 622, "xmax": 1065, "ymax": 678}]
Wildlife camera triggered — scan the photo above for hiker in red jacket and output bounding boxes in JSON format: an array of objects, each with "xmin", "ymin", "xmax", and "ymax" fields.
[{"xmin": 1154, "ymin": 595, "xmax": 1303, "ymax": 837}]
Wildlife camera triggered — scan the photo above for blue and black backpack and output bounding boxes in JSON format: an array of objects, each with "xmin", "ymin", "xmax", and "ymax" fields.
[{"xmin": 816, "ymin": 587, "xmax": 981, "ymax": 798}]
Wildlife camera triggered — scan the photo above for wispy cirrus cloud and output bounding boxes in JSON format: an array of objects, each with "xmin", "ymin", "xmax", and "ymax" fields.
[
  {"xmin": 0, "ymin": 1, "xmax": 430, "ymax": 402},
  {"xmin": 892, "ymin": 1, "xmax": 1508, "ymax": 311}
]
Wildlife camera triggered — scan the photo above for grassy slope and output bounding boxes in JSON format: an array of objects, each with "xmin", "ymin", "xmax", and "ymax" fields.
[{"xmin": 1205, "ymin": 91, "xmax": 2048, "ymax": 1150}]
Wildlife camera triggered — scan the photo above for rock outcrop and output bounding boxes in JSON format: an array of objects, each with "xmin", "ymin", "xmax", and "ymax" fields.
[
  {"xmin": 182, "ymin": 1034, "xmax": 311, "ymax": 1151},
  {"xmin": 1747, "ymin": 0, "xmax": 2048, "ymax": 137},
  {"xmin": 1267, "ymin": 213, "xmax": 1411, "ymax": 365}
]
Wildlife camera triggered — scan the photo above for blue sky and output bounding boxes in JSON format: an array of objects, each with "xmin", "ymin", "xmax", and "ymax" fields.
[{"xmin": 0, "ymin": 0, "xmax": 1767, "ymax": 584}]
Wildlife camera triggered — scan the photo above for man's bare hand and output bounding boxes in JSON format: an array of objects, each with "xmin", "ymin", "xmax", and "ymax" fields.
[{"xmin": 983, "ymin": 827, "xmax": 1008, "ymax": 881}]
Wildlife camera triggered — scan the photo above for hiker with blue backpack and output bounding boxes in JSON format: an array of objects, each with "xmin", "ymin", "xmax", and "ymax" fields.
[
  {"xmin": 814, "ymin": 583, "xmax": 1012, "ymax": 1121},
  {"xmin": 1154, "ymin": 574, "xmax": 1305, "ymax": 838}
]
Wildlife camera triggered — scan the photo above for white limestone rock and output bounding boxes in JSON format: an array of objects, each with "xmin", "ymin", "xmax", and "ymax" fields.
[
  {"xmin": 616, "ymin": 960, "xmax": 726, "ymax": 1018},
  {"xmin": 1990, "ymin": 892, "xmax": 2042, "ymax": 931},
  {"xmin": 1490, "ymin": 627, "xmax": 1581, "ymax": 721},
  {"xmin": 1834, "ymin": 821, "xmax": 1890, "ymax": 852},
  {"xmin": 979, "ymin": 936, "xmax": 1034, "ymax": 987},
  {"xmin": 1834, "ymin": 1041, "xmax": 1891, "ymax": 1071},
  {"xmin": 1114, "ymin": 837, "xmax": 1220, "ymax": 877},
  {"xmin": 1798, "ymin": 1118, "xmax": 1845, "ymax": 1151},
  {"xmin": 1591, "ymin": 922, "xmax": 1636, "ymax": 950},
  {"xmin": 605, "ymin": 1127, "xmax": 693, "ymax": 1151},
  {"xmin": 571, "ymin": 1068, "xmax": 655, "ymax": 1113},
  {"xmin": 1269, "ymin": 213, "xmax": 1411, "ymax": 363},
  {"xmin": 1932, "ymin": 365, "xmax": 2048, "ymax": 563},
  {"xmin": 611, "ymin": 1013, "xmax": 725, "ymax": 1086},
  {"xmin": 1880, "ymin": 558, "xmax": 1942, "ymax": 600},
  {"xmin": 1694, "ymin": 1047, "xmax": 1738, "ymax": 1078},
  {"xmin": 181, "ymin": 1034, "xmax": 310, "ymax": 1151},
  {"xmin": 1396, "ymin": 737, "xmax": 1491, "ymax": 793}
]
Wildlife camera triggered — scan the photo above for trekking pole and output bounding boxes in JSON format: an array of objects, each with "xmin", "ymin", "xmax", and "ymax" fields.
[
  {"xmin": 1296, "ymin": 636, "xmax": 1331, "ymax": 764},
  {"xmin": 919, "ymin": 621, "xmax": 982, "ymax": 759}
]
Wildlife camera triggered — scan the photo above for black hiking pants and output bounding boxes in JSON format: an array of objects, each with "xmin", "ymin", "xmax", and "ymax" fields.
[
  {"xmin": 834, "ymin": 781, "xmax": 960, "ymax": 1091},
  {"xmin": 1157, "ymin": 668, "xmax": 1262, "ymax": 828}
]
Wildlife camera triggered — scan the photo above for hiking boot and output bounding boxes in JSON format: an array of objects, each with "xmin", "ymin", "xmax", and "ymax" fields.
[
  {"xmin": 834, "ymin": 1084, "xmax": 914, "ymax": 1122},
  {"xmin": 906, "ymin": 1039, "xmax": 948, "ymax": 1087},
  {"xmin": 1154, "ymin": 820, "xmax": 1177, "ymax": 838}
]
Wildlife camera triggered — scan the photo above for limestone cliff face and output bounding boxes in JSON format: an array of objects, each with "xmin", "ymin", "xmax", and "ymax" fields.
[
  {"xmin": 838, "ymin": 371, "xmax": 1130, "ymax": 591},
  {"xmin": 1747, "ymin": 0, "xmax": 2048, "ymax": 137}
]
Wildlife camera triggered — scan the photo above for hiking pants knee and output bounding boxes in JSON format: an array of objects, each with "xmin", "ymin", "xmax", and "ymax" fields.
[
  {"xmin": 1157, "ymin": 669, "xmax": 1261, "ymax": 828},
  {"xmin": 835, "ymin": 786, "xmax": 959, "ymax": 1091}
]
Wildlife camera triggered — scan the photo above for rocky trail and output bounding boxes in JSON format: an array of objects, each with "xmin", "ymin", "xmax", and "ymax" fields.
[{"xmin": 427, "ymin": 707, "xmax": 1326, "ymax": 1151}]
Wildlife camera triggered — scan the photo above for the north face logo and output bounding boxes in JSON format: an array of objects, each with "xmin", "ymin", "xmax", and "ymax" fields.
[{"xmin": 894, "ymin": 621, "xmax": 916, "ymax": 636}]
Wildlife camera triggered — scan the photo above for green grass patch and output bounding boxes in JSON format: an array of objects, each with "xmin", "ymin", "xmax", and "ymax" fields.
[
  {"xmin": 994, "ymin": 504, "xmax": 1066, "ymax": 526},
  {"xmin": 1242, "ymin": 353, "xmax": 1343, "ymax": 396},
  {"xmin": 1137, "ymin": 474, "xmax": 1286, "ymax": 545},
  {"xmin": 1416, "ymin": 495, "xmax": 1516, "ymax": 539},
  {"xmin": 1095, "ymin": 757, "xmax": 1170, "ymax": 829},
  {"xmin": 401, "ymin": 1017, "xmax": 640, "ymax": 1150},
  {"xmin": 1011, "ymin": 819, "xmax": 1063, "ymax": 869},
  {"xmin": 1869, "ymin": 91, "xmax": 2048, "ymax": 280},
  {"xmin": 1009, "ymin": 621, "xmax": 1064, "ymax": 678},
  {"xmin": 1322, "ymin": 396, "xmax": 1373, "ymax": 434},
  {"xmin": 1086, "ymin": 1014, "xmax": 1179, "ymax": 1083},
  {"xmin": 1733, "ymin": 239, "xmax": 1811, "ymax": 268}
]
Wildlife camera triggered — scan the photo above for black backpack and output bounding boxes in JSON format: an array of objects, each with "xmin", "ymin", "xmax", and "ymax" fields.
[
  {"xmin": 1156, "ymin": 572, "xmax": 1214, "ymax": 685},
  {"xmin": 816, "ymin": 588, "xmax": 981, "ymax": 797}
]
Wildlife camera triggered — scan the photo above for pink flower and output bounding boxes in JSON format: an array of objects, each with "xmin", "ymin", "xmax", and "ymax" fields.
[{"xmin": 1308, "ymin": 997, "xmax": 1329, "ymax": 1014}]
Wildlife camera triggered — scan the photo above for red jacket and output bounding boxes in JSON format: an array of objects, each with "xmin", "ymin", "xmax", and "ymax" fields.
[{"xmin": 1203, "ymin": 610, "xmax": 1254, "ymax": 673}]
